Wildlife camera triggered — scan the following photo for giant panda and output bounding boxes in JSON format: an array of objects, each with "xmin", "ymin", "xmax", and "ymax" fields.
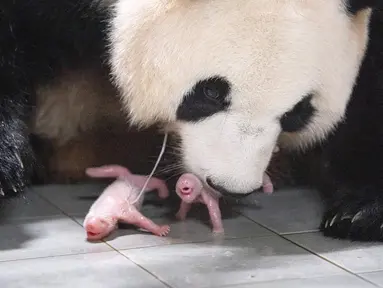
[
  {"xmin": 0, "ymin": 0, "xmax": 297, "ymax": 195},
  {"xmin": 108, "ymin": 0, "xmax": 383, "ymax": 242},
  {"xmin": 1, "ymin": 0, "xmax": 382, "ymax": 243}
]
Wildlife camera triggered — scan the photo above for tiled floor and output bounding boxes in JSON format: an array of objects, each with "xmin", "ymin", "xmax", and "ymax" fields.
[{"xmin": 1, "ymin": 183, "xmax": 383, "ymax": 287}]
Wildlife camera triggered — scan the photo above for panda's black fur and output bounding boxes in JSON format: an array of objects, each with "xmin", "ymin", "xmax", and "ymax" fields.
[
  {"xmin": 316, "ymin": 7, "xmax": 383, "ymax": 241},
  {"xmin": 0, "ymin": 0, "xmax": 110, "ymax": 196}
]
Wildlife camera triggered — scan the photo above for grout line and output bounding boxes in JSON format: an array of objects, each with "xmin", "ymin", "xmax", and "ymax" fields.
[
  {"xmin": 31, "ymin": 190, "xmax": 123, "ymax": 253},
  {"xmin": 111, "ymin": 234, "xmax": 275, "ymax": 252},
  {"xmin": 219, "ymin": 275, "xmax": 379, "ymax": 288},
  {"xmin": 29, "ymin": 189, "xmax": 381, "ymax": 287},
  {"xmin": 31, "ymin": 190, "xmax": 342, "ymax": 254},
  {"xmin": 359, "ymin": 273, "xmax": 383, "ymax": 288},
  {"xmin": 31, "ymin": 190, "xmax": 73, "ymax": 216},
  {"xmin": 0, "ymin": 250, "xmax": 116, "ymax": 263},
  {"xmin": 32, "ymin": 190, "xmax": 93, "ymax": 228},
  {"xmin": 236, "ymin": 212, "xmax": 282, "ymax": 236},
  {"xmin": 280, "ymin": 230, "xmax": 320, "ymax": 236},
  {"xmin": 237, "ymin": 212, "xmax": 380, "ymax": 287},
  {"xmin": 2, "ymin": 189, "xmax": 174, "ymax": 287},
  {"xmin": 281, "ymin": 240, "xmax": 380, "ymax": 287},
  {"xmin": 103, "ymin": 242, "xmax": 173, "ymax": 288},
  {"xmin": 33, "ymin": 189, "xmax": 279, "ymax": 251}
]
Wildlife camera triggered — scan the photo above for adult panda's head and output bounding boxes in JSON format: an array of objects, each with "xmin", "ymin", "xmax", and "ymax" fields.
[{"xmin": 109, "ymin": 0, "xmax": 376, "ymax": 197}]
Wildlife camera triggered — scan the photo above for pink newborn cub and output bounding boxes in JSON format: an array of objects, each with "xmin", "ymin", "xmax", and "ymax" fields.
[
  {"xmin": 175, "ymin": 173, "xmax": 224, "ymax": 233},
  {"xmin": 83, "ymin": 165, "xmax": 170, "ymax": 241},
  {"xmin": 175, "ymin": 173, "xmax": 274, "ymax": 234}
]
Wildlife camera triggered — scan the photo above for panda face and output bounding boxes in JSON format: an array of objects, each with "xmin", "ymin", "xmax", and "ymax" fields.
[{"xmin": 110, "ymin": 0, "xmax": 372, "ymax": 195}]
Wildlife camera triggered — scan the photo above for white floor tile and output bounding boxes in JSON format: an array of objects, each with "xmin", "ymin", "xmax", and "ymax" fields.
[
  {"xmin": 360, "ymin": 271, "xmax": 383, "ymax": 287},
  {"xmin": 122, "ymin": 236, "xmax": 346, "ymax": 288},
  {"xmin": 35, "ymin": 183, "xmax": 172, "ymax": 219},
  {"xmin": 237, "ymin": 188, "xmax": 323, "ymax": 234},
  {"xmin": 73, "ymin": 212, "xmax": 274, "ymax": 250},
  {"xmin": 226, "ymin": 275, "xmax": 376, "ymax": 288},
  {"xmin": 0, "ymin": 188, "xmax": 63, "ymax": 221},
  {"xmin": 287, "ymin": 232, "xmax": 383, "ymax": 273},
  {"xmin": 34, "ymin": 183, "xmax": 107, "ymax": 216},
  {"xmin": 2, "ymin": 184, "xmax": 382, "ymax": 287},
  {"xmin": 0, "ymin": 216, "xmax": 111, "ymax": 262},
  {"xmin": 0, "ymin": 251, "xmax": 167, "ymax": 288}
]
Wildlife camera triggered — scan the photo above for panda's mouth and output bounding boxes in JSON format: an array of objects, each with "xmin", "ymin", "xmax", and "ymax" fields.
[{"xmin": 205, "ymin": 178, "xmax": 254, "ymax": 199}]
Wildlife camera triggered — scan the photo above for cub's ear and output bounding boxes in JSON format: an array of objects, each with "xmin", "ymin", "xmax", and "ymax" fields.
[{"xmin": 346, "ymin": 0, "xmax": 380, "ymax": 14}]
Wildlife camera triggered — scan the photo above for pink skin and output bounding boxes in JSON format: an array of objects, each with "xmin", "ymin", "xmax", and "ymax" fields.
[
  {"xmin": 175, "ymin": 172, "xmax": 274, "ymax": 234},
  {"xmin": 83, "ymin": 165, "xmax": 170, "ymax": 241},
  {"xmin": 262, "ymin": 173, "xmax": 274, "ymax": 194},
  {"xmin": 175, "ymin": 173, "xmax": 224, "ymax": 233}
]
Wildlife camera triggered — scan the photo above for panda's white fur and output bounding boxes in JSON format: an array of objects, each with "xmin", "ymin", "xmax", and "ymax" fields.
[{"xmin": 110, "ymin": 0, "xmax": 371, "ymax": 194}]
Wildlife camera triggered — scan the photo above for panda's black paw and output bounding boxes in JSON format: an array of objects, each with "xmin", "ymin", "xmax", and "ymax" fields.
[{"xmin": 320, "ymin": 195, "xmax": 383, "ymax": 242}]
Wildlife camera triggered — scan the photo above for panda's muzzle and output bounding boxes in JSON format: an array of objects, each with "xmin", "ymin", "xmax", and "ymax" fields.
[{"xmin": 206, "ymin": 177, "xmax": 256, "ymax": 198}]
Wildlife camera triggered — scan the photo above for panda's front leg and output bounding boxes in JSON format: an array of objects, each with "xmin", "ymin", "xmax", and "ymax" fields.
[
  {"xmin": 320, "ymin": 185, "xmax": 383, "ymax": 242},
  {"xmin": 318, "ymin": 148, "xmax": 383, "ymax": 242},
  {"xmin": 0, "ymin": 80, "xmax": 35, "ymax": 198}
]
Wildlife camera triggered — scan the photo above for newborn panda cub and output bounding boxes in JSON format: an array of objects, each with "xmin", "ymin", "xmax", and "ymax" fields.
[
  {"xmin": 83, "ymin": 165, "xmax": 170, "ymax": 241},
  {"xmin": 175, "ymin": 172, "xmax": 274, "ymax": 234},
  {"xmin": 84, "ymin": 164, "xmax": 273, "ymax": 239}
]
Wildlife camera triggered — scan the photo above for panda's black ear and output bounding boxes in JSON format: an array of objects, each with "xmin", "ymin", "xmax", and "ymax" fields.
[{"xmin": 346, "ymin": 0, "xmax": 380, "ymax": 15}]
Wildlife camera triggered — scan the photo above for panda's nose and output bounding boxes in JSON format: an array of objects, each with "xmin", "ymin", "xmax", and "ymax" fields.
[{"xmin": 206, "ymin": 177, "xmax": 256, "ymax": 198}]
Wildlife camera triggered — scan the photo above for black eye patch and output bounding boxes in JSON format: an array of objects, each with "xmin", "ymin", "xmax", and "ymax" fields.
[
  {"xmin": 346, "ymin": 0, "xmax": 378, "ymax": 15},
  {"xmin": 176, "ymin": 76, "xmax": 231, "ymax": 122},
  {"xmin": 280, "ymin": 94, "xmax": 316, "ymax": 133}
]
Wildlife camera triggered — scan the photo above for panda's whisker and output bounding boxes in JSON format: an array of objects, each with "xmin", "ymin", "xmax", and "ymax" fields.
[
  {"xmin": 162, "ymin": 150, "xmax": 182, "ymax": 157},
  {"xmin": 164, "ymin": 174, "xmax": 178, "ymax": 182},
  {"xmin": 155, "ymin": 167, "xmax": 182, "ymax": 176},
  {"xmin": 167, "ymin": 146, "xmax": 183, "ymax": 154},
  {"xmin": 155, "ymin": 163, "xmax": 184, "ymax": 175},
  {"xmin": 147, "ymin": 148, "xmax": 181, "ymax": 161}
]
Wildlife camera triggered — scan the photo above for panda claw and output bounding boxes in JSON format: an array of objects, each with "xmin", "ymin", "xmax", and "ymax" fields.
[
  {"xmin": 321, "ymin": 193, "xmax": 383, "ymax": 241},
  {"xmin": 15, "ymin": 152, "xmax": 24, "ymax": 169},
  {"xmin": 340, "ymin": 214, "xmax": 353, "ymax": 221},
  {"xmin": 329, "ymin": 214, "xmax": 339, "ymax": 227},
  {"xmin": 351, "ymin": 211, "xmax": 363, "ymax": 223}
]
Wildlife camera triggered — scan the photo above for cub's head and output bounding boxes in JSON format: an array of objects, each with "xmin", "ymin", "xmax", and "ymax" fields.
[{"xmin": 109, "ymin": 0, "xmax": 376, "ymax": 197}]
